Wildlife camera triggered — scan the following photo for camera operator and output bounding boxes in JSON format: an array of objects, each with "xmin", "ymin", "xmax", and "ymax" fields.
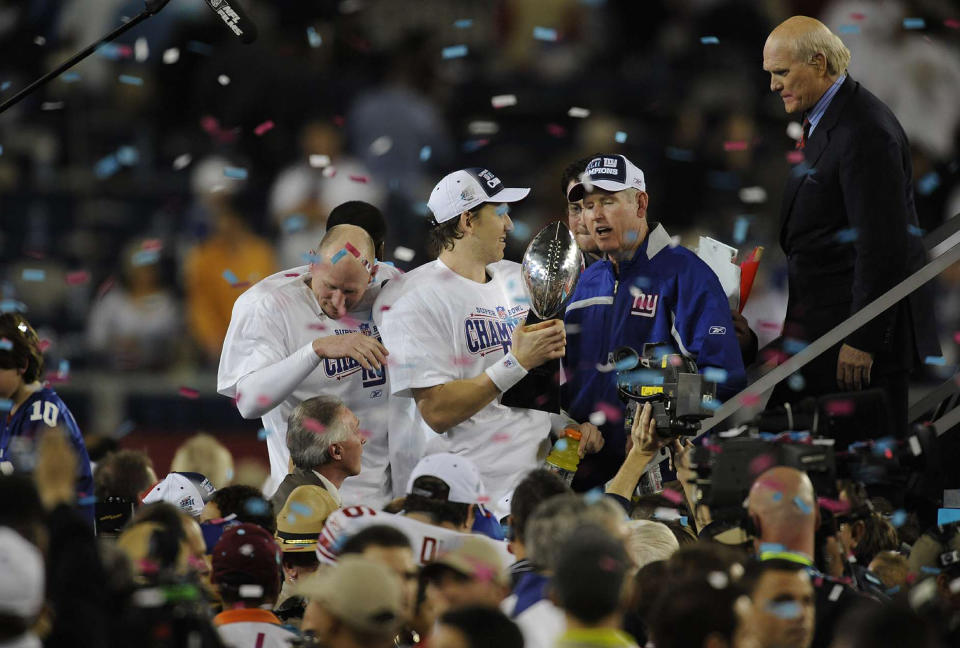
[{"xmin": 562, "ymin": 154, "xmax": 746, "ymax": 491}]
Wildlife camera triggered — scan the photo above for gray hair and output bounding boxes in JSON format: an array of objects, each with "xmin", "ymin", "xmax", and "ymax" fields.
[
  {"xmin": 286, "ymin": 396, "xmax": 350, "ymax": 469},
  {"xmin": 794, "ymin": 26, "xmax": 850, "ymax": 76},
  {"xmin": 525, "ymin": 494, "xmax": 626, "ymax": 572},
  {"xmin": 624, "ymin": 520, "xmax": 680, "ymax": 570}
]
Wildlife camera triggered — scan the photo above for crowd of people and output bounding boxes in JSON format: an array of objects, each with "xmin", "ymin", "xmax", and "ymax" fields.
[{"xmin": 2, "ymin": 1, "xmax": 960, "ymax": 648}]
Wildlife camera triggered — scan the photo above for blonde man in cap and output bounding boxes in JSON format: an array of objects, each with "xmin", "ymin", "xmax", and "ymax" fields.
[
  {"xmin": 375, "ymin": 167, "xmax": 595, "ymax": 506},
  {"xmin": 300, "ymin": 556, "xmax": 406, "ymax": 648}
]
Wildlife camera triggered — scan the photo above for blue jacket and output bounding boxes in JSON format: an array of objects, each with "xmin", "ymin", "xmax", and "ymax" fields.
[{"xmin": 562, "ymin": 223, "xmax": 746, "ymax": 490}]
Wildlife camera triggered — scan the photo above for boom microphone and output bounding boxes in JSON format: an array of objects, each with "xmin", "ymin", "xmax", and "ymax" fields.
[{"xmin": 203, "ymin": 0, "xmax": 258, "ymax": 44}]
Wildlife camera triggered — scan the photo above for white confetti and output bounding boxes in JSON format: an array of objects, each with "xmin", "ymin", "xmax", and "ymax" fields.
[
  {"xmin": 34, "ymin": 36, "xmax": 46, "ymax": 46},
  {"xmin": 393, "ymin": 246, "xmax": 415, "ymax": 262},
  {"xmin": 739, "ymin": 186, "xmax": 767, "ymax": 204},
  {"xmin": 909, "ymin": 435, "xmax": 922, "ymax": 456},
  {"xmin": 135, "ymin": 37, "xmax": 149, "ymax": 62},
  {"xmin": 491, "ymin": 94, "xmax": 517, "ymax": 108},
  {"xmin": 40, "ymin": 101, "xmax": 64, "ymax": 111},
  {"xmin": 786, "ymin": 121, "xmax": 803, "ymax": 141},
  {"xmin": 568, "ymin": 106, "xmax": 590, "ymax": 118},
  {"xmin": 828, "ymin": 584, "xmax": 843, "ymax": 601},
  {"xmin": 369, "ymin": 135, "xmax": 393, "ymax": 156},
  {"xmin": 707, "ymin": 571, "xmax": 729, "ymax": 589},
  {"xmin": 217, "ymin": 74, "xmax": 230, "ymax": 86},
  {"xmin": 173, "ymin": 153, "xmax": 192, "ymax": 171},
  {"xmin": 309, "ymin": 154, "xmax": 330, "ymax": 168},
  {"xmin": 321, "ymin": 165, "xmax": 337, "ymax": 178},
  {"xmin": 162, "ymin": 47, "xmax": 179, "ymax": 64},
  {"xmin": 588, "ymin": 410, "xmax": 606, "ymax": 426},
  {"xmin": 238, "ymin": 584, "xmax": 263, "ymax": 598}
]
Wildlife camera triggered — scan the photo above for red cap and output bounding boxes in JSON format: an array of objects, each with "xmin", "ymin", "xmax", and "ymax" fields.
[{"xmin": 211, "ymin": 523, "xmax": 282, "ymax": 602}]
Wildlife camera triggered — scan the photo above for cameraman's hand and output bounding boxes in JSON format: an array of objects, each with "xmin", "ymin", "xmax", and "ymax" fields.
[
  {"xmin": 626, "ymin": 402, "xmax": 663, "ymax": 457},
  {"xmin": 575, "ymin": 422, "xmax": 605, "ymax": 458},
  {"xmin": 313, "ymin": 332, "xmax": 388, "ymax": 372},
  {"xmin": 670, "ymin": 438, "xmax": 696, "ymax": 486},
  {"xmin": 510, "ymin": 319, "xmax": 565, "ymax": 370}
]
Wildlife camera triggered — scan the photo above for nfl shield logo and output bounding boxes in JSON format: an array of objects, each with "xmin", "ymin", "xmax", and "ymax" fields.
[{"xmin": 496, "ymin": 306, "xmax": 508, "ymax": 319}]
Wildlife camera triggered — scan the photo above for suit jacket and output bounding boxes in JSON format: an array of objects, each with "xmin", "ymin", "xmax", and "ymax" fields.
[
  {"xmin": 269, "ymin": 467, "xmax": 328, "ymax": 513},
  {"xmin": 779, "ymin": 75, "xmax": 939, "ymax": 379}
]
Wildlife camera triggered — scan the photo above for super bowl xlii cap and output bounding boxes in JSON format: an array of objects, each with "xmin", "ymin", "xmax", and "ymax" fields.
[
  {"xmin": 298, "ymin": 555, "xmax": 404, "ymax": 636},
  {"xmin": 405, "ymin": 452, "xmax": 487, "ymax": 504},
  {"xmin": 141, "ymin": 471, "xmax": 216, "ymax": 518},
  {"xmin": 275, "ymin": 485, "xmax": 340, "ymax": 553},
  {"xmin": 567, "ymin": 154, "xmax": 646, "ymax": 202},
  {"xmin": 427, "ymin": 168, "xmax": 530, "ymax": 224}
]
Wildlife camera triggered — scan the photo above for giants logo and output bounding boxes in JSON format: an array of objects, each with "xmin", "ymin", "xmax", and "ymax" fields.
[
  {"xmin": 464, "ymin": 307, "xmax": 522, "ymax": 356},
  {"xmin": 630, "ymin": 290, "xmax": 659, "ymax": 318},
  {"xmin": 322, "ymin": 325, "xmax": 387, "ymax": 388}
]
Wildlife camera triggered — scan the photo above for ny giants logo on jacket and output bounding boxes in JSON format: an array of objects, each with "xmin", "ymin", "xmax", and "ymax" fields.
[
  {"xmin": 323, "ymin": 322, "xmax": 387, "ymax": 388},
  {"xmin": 464, "ymin": 305, "xmax": 526, "ymax": 356},
  {"xmin": 630, "ymin": 290, "xmax": 659, "ymax": 318}
]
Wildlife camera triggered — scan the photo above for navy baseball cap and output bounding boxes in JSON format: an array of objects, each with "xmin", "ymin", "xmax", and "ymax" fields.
[{"xmin": 567, "ymin": 154, "xmax": 646, "ymax": 202}]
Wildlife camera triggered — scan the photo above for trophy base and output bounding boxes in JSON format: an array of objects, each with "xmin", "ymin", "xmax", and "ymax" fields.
[{"xmin": 501, "ymin": 311, "xmax": 562, "ymax": 414}]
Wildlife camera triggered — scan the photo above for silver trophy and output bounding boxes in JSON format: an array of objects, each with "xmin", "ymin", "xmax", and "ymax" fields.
[{"xmin": 502, "ymin": 222, "xmax": 584, "ymax": 413}]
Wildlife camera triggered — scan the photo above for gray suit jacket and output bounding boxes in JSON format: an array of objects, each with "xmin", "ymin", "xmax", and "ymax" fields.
[{"xmin": 269, "ymin": 467, "xmax": 327, "ymax": 513}]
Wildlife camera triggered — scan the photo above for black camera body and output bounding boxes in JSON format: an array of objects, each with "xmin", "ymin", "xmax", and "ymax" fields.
[{"xmin": 614, "ymin": 342, "xmax": 718, "ymax": 439}]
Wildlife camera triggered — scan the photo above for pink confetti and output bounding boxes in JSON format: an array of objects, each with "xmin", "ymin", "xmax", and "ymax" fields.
[
  {"xmin": 546, "ymin": 123, "xmax": 566, "ymax": 138},
  {"xmin": 477, "ymin": 495, "xmax": 490, "ymax": 504},
  {"xmin": 758, "ymin": 320, "xmax": 782, "ymax": 330},
  {"xmin": 340, "ymin": 315, "xmax": 359, "ymax": 328},
  {"xmin": 596, "ymin": 401, "xmax": 622, "ymax": 424},
  {"xmin": 740, "ymin": 392, "xmax": 761, "ymax": 407},
  {"xmin": 452, "ymin": 354, "xmax": 473, "ymax": 366},
  {"xmin": 179, "ymin": 386, "xmax": 199, "ymax": 399},
  {"xmin": 471, "ymin": 563, "xmax": 496, "ymax": 583},
  {"xmin": 491, "ymin": 432, "xmax": 511, "ymax": 443},
  {"xmin": 953, "ymin": 331, "xmax": 960, "ymax": 344},
  {"xmin": 141, "ymin": 239, "xmax": 163, "ymax": 252},
  {"xmin": 749, "ymin": 453, "xmax": 775, "ymax": 475},
  {"xmin": 723, "ymin": 141, "xmax": 748, "ymax": 151},
  {"xmin": 308, "ymin": 323, "xmax": 327, "ymax": 331},
  {"xmin": 358, "ymin": 428, "xmax": 373, "ymax": 440},
  {"xmin": 379, "ymin": 305, "xmax": 391, "ymax": 312},
  {"xmin": 660, "ymin": 488, "xmax": 684, "ymax": 504},
  {"xmin": 284, "ymin": 273, "xmax": 300, "ymax": 277},
  {"xmin": 786, "ymin": 150, "xmax": 805, "ymax": 164},
  {"xmin": 348, "ymin": 175, "xmax": 368, "ymax": 184},
  {"xmin": 850, "ymin": 12, "xmax": 866, "ymax": 20},
  {"xmin": 256, "ymin": 395, "xmax": 271, "ymax": 406},
  {"xmin": 946, "ymin": 19, "xmax": 960, "ymax": 29},
  {"xmin": 65, "ymin": 270, "xmax": 90, "ymax": 285},
  {"xmin": 302, "ymin": 418, "xmax": 326, "ymax": 434},
  {"xmin": 96, "ymin": 276, "xmax": 115, "ymax": 299},
  {"xmin": 598, "ymin": 556, "xmax": 620, "ymax": 572},
  {"xmin": 254, "ymin": 120, "xmax": 275, "ymax": 136},
  {"xmin": 824, "ymin": 399, "xmax": 854, "ymax": 416},
  {"xmin": 38, "ymin": 339, "xmax": 52, "ymax": 352},
  {"xmin": 761, "ymin": 349, "xmax": 788, "ymax": 365},
  {"xmin": 535, "ymin": 394, "xmax": 549, "ymax": 406}
]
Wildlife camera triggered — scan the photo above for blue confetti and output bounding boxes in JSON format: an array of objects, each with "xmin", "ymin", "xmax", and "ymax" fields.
[
  {"xmin": 77, "ymin": 495, "xmax": 97, "ymax": 506},
  {"xmin": 614, "ymin": 131, "xmax": 628, "ymax": 144},
  {"xmin": 96, "ymin": 43, "xmax": 125, "ymax": 60},
  {"xmin": 783, "ymin": 338, "xmax": 809, "ymax": 354},
  {"xmin": 772, "ymin": 492, "xmax": 783, "ymax": 502},
  {"xmin": 760, "ymin": 542, "xmax": 786, "ymax": 554},
  {"xmin": 618, "ymin": 369, "xmax": 665, "ymax": 388},
  {"xmin": 584, "ymin": 488, "xmax": 604, "ymax": 504},
  {"xmin": 733, "ymin": 216, "xmax": 750, "ymax": 244},
  {"xmin": 891, "ymin": 510, "xmax": 907, "ymax": 528},
  {"xmin": 243, "ymin": 498, "xmax": 268, "ymax": 515},
  {"xmin": 331, "ymin": 249, "xmax": 348, "ymax": 264},
  {"xmin": 907, "ymin": 224, "xmax": 925, "ymax": 237},
  {"xmin": 0, "ymin": 81, "xmax": 10, "ymax": 91},
  {"xmin": 187, "ymin": 40, "xmax": 214, "ymax": 56},
  {"xmin": 306, "ymin": 26, "xmax": 322, "ymax": 48},
  {"xmin": 555, "ymin": 439, "xmax": 569, "ymax": 452},
  {"xmin": 0, "ymin": 145, "xmax": 3, "ymax": 156},
  {"xmin": 533, "ymin": 26, "xmax": 558, "ymax": 42},
  {"xmin": 419, "ymin": 145, "xmax": 432, "ymax": 162},
  {"xmin": 462, "ymin": 139, "xmax": 487, "ymax": 153},
  {"xmin": 702, "ymin": 397, "xmax": 721, "ymax": 411},
  {"xmin": 61, "ymin": 72, "xmax": 81, "ymax": 83},
  {"xmin": 118, "ymin": 74, "xmax": 143, "ymax": 86},
  {"xmin": 917, "ymin": 171, "xmax": 940, "ymax": 195},
  {"xmin": 114, "ymin": 420, "xmax": 135, "ymax": 438},
  {"xmin": 290, "ymin": 502, "xmax": 312, "ymax": 516},
  {"xmin": 412, "ymin": 202, "xmax": 431, "ymax": 217},
  {"xmin": 921, "ymin": 566, "xmax": 941, "ymax": 574},
  {"xmin": 632, "ymin": 276, "xmax": 652, "ymax": 290},
  {"xmin": 495, "ymin": 204, "xmax": 510, "ymax": 216},
  {"xmin": 838, "ymin": 24, "xmax": 861, "ymax": 34},
  {"xmin": 793, "ymin": 496, "xmax": 812, "ymax": 514},
  {"xmin": 116, "ymin": 146, "xmax": 139, "ymax": 165},
  {"xmin": 665, "ymin": 147, "xmax": 695, "ymax": 162},
  {"xmin": 700, "ymin": 36, "xmax": 719, "ymax": 44},
  {"xmin": 442, "ymin": 45, "xmax": 468, "ymax": 59},
  {"xmin": 0, "ymin": 399, "xmax": 13, "ymax": 412},
  {"xmin": 903, "ymin": 17, "xmax": 926, "ymax": 30},
  {"xmin": 236, "ymin": 528, "xmax": 246, "ymax": 535},
  {"xmin": 223, "ymin": 166, "xmax": 248, "ymax": 180},
  {"xmin": 885, "ymin": 586, "xmax": 900, "ymax": 595},
  {"xmin": 21, "ymin": 269, "xmax": 45, "ymax": 282},
  {"xmin": 302, "ymin": 251, "xmax": 323, "ymax": 265},
  {"xmin": 834, "ymin": 227, "xmax": 859, "ymax": 243},
  {"xmin": 925, "ymin": 355, "xmax": 946, "ymax": 366},
  {"xmin": 94, "ymin": 154, "xmax": 120, "ymax": 179},
  {"xmin": 0, "ymin": 300, "xmax": 27, "ymax": 313},
  {"xmin": 131, "ymin": 249, "xmax": 159, "ymax": 266},
  {"xmin": 0, "ymin": 339, "xmax": 12, "ymax": 350},
  {"xmin": 937, "ymin": 508, "xmax": 960, "ymax": 526},
  {"xmin": 614, "ymin": 355, "xmax": 637, "ymax": 372},
  {"xmin": 788, "ymin": 373, "xmax": 806, "ymax": 391},
  {"xmin": 283, "ymin": 214, "xmax": 306, "ymax": 233},
  {"xmin": 703, "ymin": 368, "xmax": 728, "ymax": 383},
  {"xmin": 679, "ymin": 516, "xmax": 688, "ymax": 526},
  {"xmin": 624, "ymin": 230, "xmax": 639, "ymax": 243},
  {"xmin": 257, "ymin": 428, "xmax": 268, "ymax": 441},
  {"xmin": 453, "ymin": 19, "xmax": 473, "ymax": 29},
  {"xmin": 222, "ymin": 269, "xmax": 239, "ymax": 285},
  {"xmin": 871, "ymin": 437, "xmax": 896, "ymax": 457},
  {"xmin": 766, "ymin": 601, "xmax": 803, "ymax": 620},
  {"xmin": 511, "ymin": 221, "xmax": 532, "ymax": 241}
]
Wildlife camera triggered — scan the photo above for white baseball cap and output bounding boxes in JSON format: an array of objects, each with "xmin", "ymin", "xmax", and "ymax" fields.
[
  {"xmin": 406, "ymin": 453, "xmax": 487, "ymax": 504},
  {"xmin": 567, "ymin": 154, "xmax": 646, "ymax": 201},
  {"xmin": 427, "ymin": 168, "xmax": 530, "ymax": 224},
  {"xmin": 141, "ymin": 471, "xmax": 216, "ymax": 517},
  {"xmin": 0, "ymin": 527, "xmax": 44, "ymax": 619}
]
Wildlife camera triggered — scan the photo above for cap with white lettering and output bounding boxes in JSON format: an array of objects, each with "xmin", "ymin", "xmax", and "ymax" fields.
[
  {"xmin": 427, "ymin": 168, "xmax": 530, "ymax": 224},
  {"xmin": 567, "ymin": 154, "xmax": 645, "ymax": 202}
]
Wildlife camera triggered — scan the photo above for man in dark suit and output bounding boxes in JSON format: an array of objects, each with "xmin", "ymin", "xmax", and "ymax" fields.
[
  {"xmin": 762, "ymin": 16, "xmax": 939, "ymax": 435},
  {"xmin": 269, "ymin": 395, "xmax": 366, "ymax": 512}
]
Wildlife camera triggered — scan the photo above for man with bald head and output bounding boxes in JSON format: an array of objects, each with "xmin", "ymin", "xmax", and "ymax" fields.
[
  {"xmin": 219, "ymin": 224, "xmax": 395, "ymax": 506},
  {"xmin": 746, "ymin": 466, "xmax": 869, "ymax": 648},
  {"xmin": 762, "ymin": 17, "xmax": 938, "ymax": 433}
]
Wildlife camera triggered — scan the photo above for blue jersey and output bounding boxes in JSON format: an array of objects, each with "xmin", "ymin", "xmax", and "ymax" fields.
[
  {"xmin": 0, "ymin": 387, "xmax": 94, "ymax": 522},
  {"xmin": 562, "ymin": 223, "xmax": 746, "ymax": 489}
]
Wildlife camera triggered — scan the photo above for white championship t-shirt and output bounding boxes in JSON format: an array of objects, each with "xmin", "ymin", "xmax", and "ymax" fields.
[
  {"xmin": 316, "ymin": 504, "xmax": 514, "ymax": 567},
  {"xmin": 217, "ymin": 264, "xmax": 400, "ymax": 507},
  {"xmin": 373, "ymin": 259, "xmax": 551, "ymax": 505}
]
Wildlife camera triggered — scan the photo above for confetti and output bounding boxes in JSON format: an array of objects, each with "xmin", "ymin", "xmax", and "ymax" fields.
[
  {"xmin": 891, "ymin": 509, "xmax": 907, "ymax": 527},
  {"xmin": 533, "ymin": 26, "xmax": 559, "ymax": 42},
  {"xmin": 244, "ymin": 498, "xmax": 269, "ymax": 515},
  {"xmin": 749, "ymin": 453, "xmax": 775, "ymax": 475},
  {"xmin": 77, "ymin": 495, "xmax": 97, "ymax": 506},
  {"xmin": 588, "ymin": 411, "xmax": 606, "ymax": 426},
  {"xmin": 309, "ymin": 154, "xmax": 330, "ymax": 168},
  {"xmin": 700, "ymin": 36, "xmax": 719, "ymax": 44},
  {"xmin": 824, "ymin": 399, "xmax": 854, "ymax": 416},
  {"xmin": 491, "ymin": 432, "xmax": 511, "ymax": 443},
  {"xmin": 0, "ymin": 145, "xmax": 3, "ymax": 156},
  {"xmin": 938, "ymin": 508, "xmax": 960, "ymax": 526},
  {"xmin": 703, "ymin": 368, "xmax": 728, "ymax": 383},
  {"xmin": 257, "ymin": 428, "xmax": 268, "ymax": 441},
  {"xmin": 131, "ymin": 249, "xmax": 159, "ymax": 266},
  {"xmin": 546, "ymin": 123, "xmax": 567, "ymax": 137},
  {"xmin": 665, "ymin": 147, "xmax": 695, "ymax": 162},
  {"xmin": 0, "ymin": 339, "xmax": 10, "ymax": 350},
  {"xmin": 454, "ymin": 19, "xmax": 473, "ymax": 29},
  {"xmin": 34, "ymin": 35, "xmax": 46, "ymax": 46},
  {"xmin": 0, "ymin": 299, "xmax": 26, "ymax": 313},
  {"xmin": 217, "ymin": 74, "xmax": 231, "ymax": 86},
  {"xmin": 348, "ymin": 175, "xmax": 369, "ymax": 183},
  {"xmin": 253, "ymin": 120, "xmax": 274, "ymax": 136},
  {"xmin": 793, "ymin": 496, "xmax": 812, "ymax": 514},
  {"xmin": 418, "ymin": 146, "xmax": 432, "ymax": 162},
  {"xmin": 179, "ymin": 387, "xmax": 199, "ymax": 399},
  {"xmin": 302, "ymin": 418, "xmax": 326, "ymax": 435},
  {"xmin": 924, "ymin": 355, "xmax": 946, "ymax": 366},
  {"xmin": 555, "ymin": 438, "xmax": 569, "ymax": 452},
  {"xmin": 331, "ymin": 249, "xmax": 348, "ymax": 264},
  {"xmin": 902, "ymin": 17, "xmax": 926, "ymax": 30},
  {"xmin": 653, "ymin": 507, "xmax": 682, "ymax": 521},
  {"xmin": 817, "ymin": 497, "xmax": 850, "ymax": 514},
  {"xmin": 173, "ymin": 153, "xmax": 192, "ymax": 170},
  {"xmin": 567, "ymin": 106, "xmax": 590, "ymax": 118},
  {"xmin": 21, "ymin": 269, "xmax": 45, "ymax": 282},
  {"xmin": 392, "ymin": 246, "xmax": 415, "ymax": 263},
  {"xmin": 162, "ymin": 47, "xmax": 180, "ymax": 64},
  {"xmin": 95, "ymin": 154, "xmax": 120, "ymax": 179},
  {"xmin": 760, "ymin": 542, "xmax": 786, "ymax": 554},
  {"xmin": 917, "ymin": 171, "xmax": 940, "ymax": 195},
  {"xmin": 442, "ymin": 45, "xmax": 468, "ymax": 59},
  {"xmin": 767, "ymin": 601, "xmax": 802, "ymax": 619},
  {"xmin": 41, "ymin": 101, "xmax": 64, "ymax": 111},
  {"xmin": 907, "ymin": 224, "xmax": 925, "ymax": 237},
  {"xmin": 946, "ymin": 19, "xmax": 960, "ymax": 30},
  {"xmin": 614, "ymin": 131, "xmax": 628, "ymax": 144},
  {"xmin": 118, "ymin": 74, "xmax": 143, "ymax": 86},
  {"xmin": 595, "ymin": 401, "xmax": 622, "ymax": 424},
  {"xmin": 134, "ymin": 36, "xmax": 149, "ymax": 62},
  {"xmin": 223, "ymin": 166, "xmax": 248, "ymax": 180},
  {"xmin": 222, "ymin": 269, "xmax": 240, "ymax": 286},
  {"xmin": 785, "ymin": 150, "xmax": 805, "ymax": 164},
  {"xmin": 660, "ymin": 488, "xmax": 684, "ymax": 505},
  {"xmin": 782, "ymin": 338, "xmax": 808, "ymax": 354},
  {"xmin": 787, "ymin": 373, "xmax": 806, "ymax": 391},
  {"xmin": 0, "ymin": 81, "xmax": 9, "ymax": 91},
  {"xmin": 0, "ymin": 399, "xmax": 13, "ymax": 413},
  {"xmin": 838, "ymin": 25, "xmax": 861, "ymax": 35},
  {"xmin": 491, "ymin": 94, "xmax": 517, "ymax": 108},
  {"xmin": 306, "ymin": 26, "xmax": 322, "ymax": 47},
  {"xmin": 723, "ymin": 141, "xmax": 748, "ymax": 151},
  {"xmin": 733, "ymin": 216, "xmax": 750, "ymax": 244},
  {"xmin": 283, "ymin": 214, "xmax": 306, "ymax": 233},
  {"xmin": 462, "ymin": 139, "xmax": 488, "ymax": 153},
  {"xmin": 739, "ymin": 186, "xmax": 767, "ymax": 203},
  {"xmin": 369, "ymin": 135, "xmax": 393, "ymax": 156}
]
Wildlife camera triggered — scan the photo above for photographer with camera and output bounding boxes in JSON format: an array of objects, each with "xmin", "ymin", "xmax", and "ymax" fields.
[{"xmin": 561, "ymin": 154, "xmax": 746, "ymax": 491}]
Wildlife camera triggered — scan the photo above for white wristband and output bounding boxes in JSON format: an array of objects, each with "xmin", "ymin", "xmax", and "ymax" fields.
[{"xmin": 484, "ymin": 352, "xmax": 528, "ymax": 392}]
